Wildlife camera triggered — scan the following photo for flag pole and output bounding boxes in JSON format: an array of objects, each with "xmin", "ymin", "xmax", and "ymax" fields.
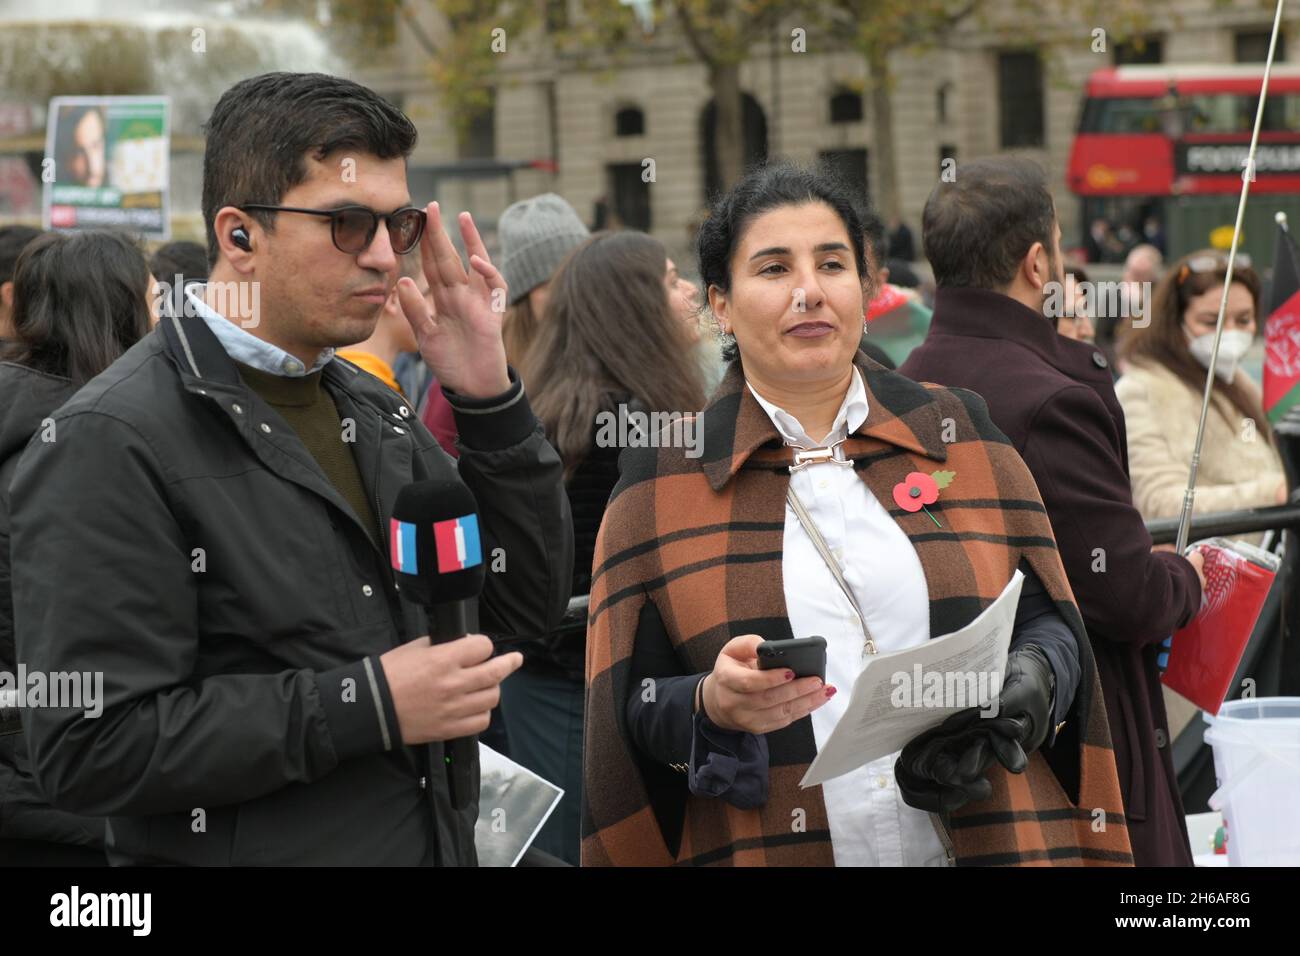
[{"xmin": 1175, "ymin": 0, "xmax": 1288, "ymax": 553}]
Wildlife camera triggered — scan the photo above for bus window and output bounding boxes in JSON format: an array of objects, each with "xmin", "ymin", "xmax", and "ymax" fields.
[
  {"xmin": 1250, "ymin": 93, "xmax": 1298, "ymax": 131},
  {"xmin": 1080, "ymin": 97, "xmax": 1163, "ymax": 133},
  {"xmin": 1185, "ymin": 93, "xmax": 1300, "ymax": 133},
  {"xmin": 1185, "ymin": 94, "xmax": 1239, "ymax": 132}
]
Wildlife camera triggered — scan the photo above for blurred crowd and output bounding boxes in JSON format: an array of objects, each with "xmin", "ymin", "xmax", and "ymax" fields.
[{"xmin": 0, "ymin": 70, "xmax": 1288, "ymax": 869}]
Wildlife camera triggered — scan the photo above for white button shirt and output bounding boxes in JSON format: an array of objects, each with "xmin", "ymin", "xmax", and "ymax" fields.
[{"xmin": 747, "ymin": 368, "xmax": 951, "ymax": 867}]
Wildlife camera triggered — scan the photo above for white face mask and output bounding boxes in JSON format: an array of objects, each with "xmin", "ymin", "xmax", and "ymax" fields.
[{"xmin": 1187, "ymin": 328, "xmax": 1253, "ymax": 382}]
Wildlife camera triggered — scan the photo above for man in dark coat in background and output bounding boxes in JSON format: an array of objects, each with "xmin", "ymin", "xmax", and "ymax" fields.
[{"xmin": 901, "ymin": 157, "xmax": 1205, "ymax": 866}]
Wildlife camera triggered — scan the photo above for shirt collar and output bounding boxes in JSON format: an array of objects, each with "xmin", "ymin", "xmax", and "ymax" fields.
[
  {"xmin": 747, "ymin": 366, "xmax": 869, "ymax": 448},
  {"xmin": 185, "ymin": 285, "xmax": 333, "ymax": 378}
]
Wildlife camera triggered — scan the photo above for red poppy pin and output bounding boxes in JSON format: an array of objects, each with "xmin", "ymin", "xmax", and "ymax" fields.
[{"xmin": 893, "ymin": 470, "xmax": 955, "ymax": 528}]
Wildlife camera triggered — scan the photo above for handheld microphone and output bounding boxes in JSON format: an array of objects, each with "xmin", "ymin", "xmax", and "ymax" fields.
[
  {"xmin": 390, "ymin": 479, "xmax": 488, "ymax": 811},
  {"xmin": 390, "ymin": 479, "xmax": 486, "ymax": 642}
]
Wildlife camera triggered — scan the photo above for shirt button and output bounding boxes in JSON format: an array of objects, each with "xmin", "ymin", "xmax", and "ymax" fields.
[
  {"xmin": 399, "ymin": 406, "xmax": 410, "ymax": 418},
  {"xmin": 259, "ymin": 423, "xmax": 271, "ymax": 434},
  {"xmin": 284, "ymin": 359, "xmax": 303, "ymax": 374},
  {"xmin": 418, "ymin": 776, "xmax": 427, "ymax": 790},
  {"xmin": 1092, "ymin": 352, "xmax": 1109, "ymax": 369},
  {"xmin": 876, "ymin": 775, "xmax": 889, "ymax": 789},
  {"xmin": 362, "ymin": 585, "xmax": 374, "ymax": 597},
  {"xmin": 393, "ymin": 426, "xmax": 406, "ymax": 435},
  {"xmin": 231, "ymin": 403, "xmax": 243, "ymax": 415}
]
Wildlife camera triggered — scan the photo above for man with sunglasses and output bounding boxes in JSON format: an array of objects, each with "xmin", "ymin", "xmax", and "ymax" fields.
[{"xmin": 9, "ymin": 72, "xmax": 573, "ymax": 865}]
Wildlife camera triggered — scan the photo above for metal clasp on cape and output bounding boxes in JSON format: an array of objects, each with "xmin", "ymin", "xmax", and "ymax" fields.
[{"xmin": 788, "ymin": 438, "xmax": 854, "ymax": 473}]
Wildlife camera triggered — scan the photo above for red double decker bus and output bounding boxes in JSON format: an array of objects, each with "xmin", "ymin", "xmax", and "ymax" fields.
[{"xmin": 1068, "ymin": 64, "xmax": 1300, "ymax": 262}]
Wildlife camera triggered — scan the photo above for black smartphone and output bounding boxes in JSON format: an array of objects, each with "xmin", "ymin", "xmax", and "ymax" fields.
[{"xmin": 756, "ymin": 636, "xmax": 827, "ymax": 681}]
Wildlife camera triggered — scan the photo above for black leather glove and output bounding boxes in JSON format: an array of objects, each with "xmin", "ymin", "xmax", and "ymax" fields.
[{"xmin": 895, "ymin": 644, "xmax": 1056, "ymax": 814}]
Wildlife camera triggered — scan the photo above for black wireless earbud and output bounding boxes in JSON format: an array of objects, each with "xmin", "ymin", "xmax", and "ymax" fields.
[{"xmin": 231, "ymin": 226, "xmax": 251, "ymax": 252}]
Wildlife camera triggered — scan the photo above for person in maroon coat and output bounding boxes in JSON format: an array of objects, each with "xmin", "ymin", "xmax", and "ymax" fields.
[{"xmin": 899, "ymin": 157, "xmax": 1206, "ymax": 866}]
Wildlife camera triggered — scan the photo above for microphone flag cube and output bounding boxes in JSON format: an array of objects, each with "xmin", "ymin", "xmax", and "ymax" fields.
[
  {"xmin": 390, "ymin": 518, "xmax": 419, "ymax": 574},
  {"xmin": 433, "ymin": 514, "xmax": 482, "ymax": 574}
]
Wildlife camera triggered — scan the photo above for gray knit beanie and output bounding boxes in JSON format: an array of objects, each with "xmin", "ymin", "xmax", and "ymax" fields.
[{"xmin": 498, "ymin": 193, "xmax": 590, "ymax": 305}]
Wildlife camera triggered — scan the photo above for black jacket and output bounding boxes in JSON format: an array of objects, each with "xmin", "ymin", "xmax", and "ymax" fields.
[
  {"xmin": 524, "ymin": 394, "xmax": 631, "ymax": 681},
  {"xmin": 9, "ymin": 311, "xmax": 573, "ymax": 865},
  {"xmin": 0, "ymin": 362, "xmax": 106, "ymax": 852}
]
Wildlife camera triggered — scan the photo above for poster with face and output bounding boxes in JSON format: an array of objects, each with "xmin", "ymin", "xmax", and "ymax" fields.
[{"xmin": 43, "ymin": 96, "xmax": 170, "ymax": 239}]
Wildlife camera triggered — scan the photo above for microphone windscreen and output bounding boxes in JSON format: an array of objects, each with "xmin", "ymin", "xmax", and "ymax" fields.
[{"xmin": 390, "ymin": 479, "xmax": 486, "ymax": 606}]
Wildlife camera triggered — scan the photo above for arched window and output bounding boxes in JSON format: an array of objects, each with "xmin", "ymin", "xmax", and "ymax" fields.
[
  {"xmin": 615, "ymin": 106, "xmax": 645, "ymax": 137},
  {"xmin": 829, "ymin": 88, "xmax": 863, "ymax": 124}
]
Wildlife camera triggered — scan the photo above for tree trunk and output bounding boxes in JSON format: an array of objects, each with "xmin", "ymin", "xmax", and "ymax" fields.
[
  {"xmin": 868, "ymin": 46, "xmax": 902, "ymax": 226},
  {"xmin": 712, "ymin": 60, "xmax": 745, "ymax": 193}
]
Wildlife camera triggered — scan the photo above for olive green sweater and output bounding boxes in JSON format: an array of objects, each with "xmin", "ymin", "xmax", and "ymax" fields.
[{"xmin": 236, "ymin": 362, "xmax": 379, "ymax": 543}]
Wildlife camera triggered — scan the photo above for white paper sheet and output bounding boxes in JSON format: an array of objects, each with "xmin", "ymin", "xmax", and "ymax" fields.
[{"xmin": 800, "ymin": 570, "xmax": 1024, "ymax": 788}]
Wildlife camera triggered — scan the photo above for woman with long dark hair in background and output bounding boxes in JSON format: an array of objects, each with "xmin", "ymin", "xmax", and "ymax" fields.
[
  {"xmin": 0, "ymin": 230, "xmax": 153, "ymax": 864},
  {"xmin": 507, "ymin": 230, "xmax": 706, "ymax": 864}
]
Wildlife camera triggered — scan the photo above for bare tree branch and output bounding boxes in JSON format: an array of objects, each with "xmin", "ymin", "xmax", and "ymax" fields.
[
  {"xmin": 396, "ymin": 0, "xmax": 440, "ymax": 58},
  {"xmin": 673, "ymin": 0, "xmax": 720, "ymax": 70}
]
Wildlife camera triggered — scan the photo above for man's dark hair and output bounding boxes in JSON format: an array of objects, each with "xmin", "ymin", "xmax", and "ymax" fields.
[
  {"xmin": 0, "ymin": 225, "xmax": 43, "ymax": 286},
  {"xmin": 1, "ymin": 231, "xmax": 152, "ymax": 386},
  {"xmin": 148, "ymin": 240, "xmax": 209, "ymax": 288},
  {"xmin": 201, "ymin": 72, "xmax": 419, "ymax": 267},
  {"xmin": 921, "ymin": 156, "xmax": 1056, "ymax": 290}
]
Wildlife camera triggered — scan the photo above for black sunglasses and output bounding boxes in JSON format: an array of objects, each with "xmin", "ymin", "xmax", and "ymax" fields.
[{"xmin": 238, "ymin": 203, "xmax": 426, "ymax": 255}]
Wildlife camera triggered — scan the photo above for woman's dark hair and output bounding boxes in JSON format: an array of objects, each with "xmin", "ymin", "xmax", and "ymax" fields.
[
  {"xmin": 695, "ymin": 162, "xmax": 876, "ymax": 362},
  {"xmin": 1121, "ymin": 248, "xmax": 1269, "ymax": 443},
  {"xmin": 522, "ymin": 231, "xmax": 706, "ymax": 474},
  {"xmin": 922, "ymin": 156, "xmax": 1057, "ymax": 290},
  {"xmin": 201, "ymin": 72, "xmax": 418, "ymax": 267},
  {"xmin": 1, "ymin": 231, "xmax": 152, "ymax": 386},
  {"xmin": 0, "ymin": 224, "xmax": 43, "ymax": 286}
]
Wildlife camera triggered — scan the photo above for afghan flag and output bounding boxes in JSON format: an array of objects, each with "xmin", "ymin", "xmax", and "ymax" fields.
[{"xmin": 1264, "ymin": 218, "xmax": 1300, "ymax": 425}]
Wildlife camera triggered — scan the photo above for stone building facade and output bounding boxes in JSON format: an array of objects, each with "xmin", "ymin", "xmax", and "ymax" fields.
[{"xmin": 359, "ymin": 1, "xmax": 1297, "ymax": 269}]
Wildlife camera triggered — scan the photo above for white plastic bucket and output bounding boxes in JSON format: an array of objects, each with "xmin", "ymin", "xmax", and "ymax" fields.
[{"xmin": 1202, "ymin": 697, "xmax": 1300, "ymax": 866}]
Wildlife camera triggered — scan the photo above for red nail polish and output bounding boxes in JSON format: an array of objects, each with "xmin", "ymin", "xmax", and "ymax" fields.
[
  {"xmin": 786, "ymin": 670, "xmax": 795, "ymax": 681},
  {"xmin": 825, "ymin": 686, "xmax": 837, "ymax": 698}
]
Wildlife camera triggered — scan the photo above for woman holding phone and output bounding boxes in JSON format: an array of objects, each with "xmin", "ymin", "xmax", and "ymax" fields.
[{"xmin": 582, "ymin": 164, "xmax": 1134, "ymax": 867}]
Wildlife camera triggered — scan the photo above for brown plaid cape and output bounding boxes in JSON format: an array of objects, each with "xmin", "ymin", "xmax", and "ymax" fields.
[{"xmin": 582, "ymin": 354, "xmax": 1134, "ymax": 866}]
